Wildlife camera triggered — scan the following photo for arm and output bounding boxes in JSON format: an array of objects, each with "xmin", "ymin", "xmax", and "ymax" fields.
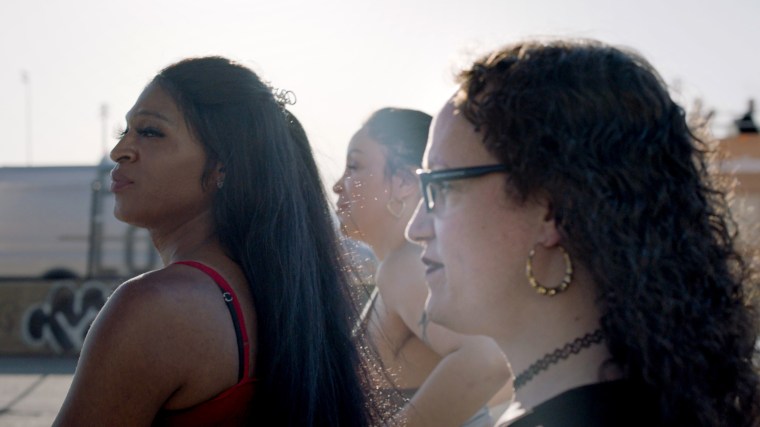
[
  {"xmin": 53, "ymin": 274, "xmax": 197, "ymax": 426},
  {"xmin": 379, "ymin": 248, "xmax": 512, "ymax": 427},
  {"xmin": 399, "ymin": 324, "xmax": 511, "ymax": 427}
]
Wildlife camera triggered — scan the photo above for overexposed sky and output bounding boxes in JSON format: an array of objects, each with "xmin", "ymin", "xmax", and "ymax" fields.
[{"xmin": 1, "ymin": 0, "xmax": 758, "ymax": 188}]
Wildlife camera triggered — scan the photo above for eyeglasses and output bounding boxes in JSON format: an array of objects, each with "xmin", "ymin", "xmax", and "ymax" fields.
[{"xmin": 416, "ymin": 164, "xmax": 509, "ymax": 212}]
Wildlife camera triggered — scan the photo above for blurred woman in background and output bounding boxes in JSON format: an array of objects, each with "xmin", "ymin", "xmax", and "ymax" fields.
[{"xmin": 334, "ymin": 107, "xmax": 511, "ymax": 427}]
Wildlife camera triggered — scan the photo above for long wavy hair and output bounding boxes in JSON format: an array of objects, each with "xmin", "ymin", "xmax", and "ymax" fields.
[
  {"xmin": 154, "ymin": 56, "xmax": 385, "ymax": 426},
  {"xmin": 455, "ymin": 40, "xmax": 760, "ymax": 426}
]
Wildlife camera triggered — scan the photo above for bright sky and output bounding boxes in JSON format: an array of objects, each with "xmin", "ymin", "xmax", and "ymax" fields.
[{"xmin": 2, "ymin": 0, "xmax": 758, "ymax": 188}]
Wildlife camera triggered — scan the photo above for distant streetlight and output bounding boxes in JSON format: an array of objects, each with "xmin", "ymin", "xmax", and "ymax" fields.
[
  {"xmin": 100, "ymin": 103, "xmax": 109, "ymax": 156},
  {"xmin": 21, "ymin": 71, "xmax": 32, "ymax": 166}
]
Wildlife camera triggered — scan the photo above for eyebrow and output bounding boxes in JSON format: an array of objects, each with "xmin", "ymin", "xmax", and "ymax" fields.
[
  {"xmin": 426, "ymin": 159, "xmax": 450, "ymax": 170},
  {"xmin": 129, "ymin": 110, "xmax": 174, "ymax": 124}
]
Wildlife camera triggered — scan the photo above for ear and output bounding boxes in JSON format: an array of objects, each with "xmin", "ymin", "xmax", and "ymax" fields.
[
  {"xmin": 536, "ymin": 197, "xmax": 562, "ymax": 248},
  {"xmin": 389, "ymin": 167, "xmax": 419, "ymax": 200},
  {"xmin": 211, "ymin": 162, "xmax": 226, "ymax": 187}
]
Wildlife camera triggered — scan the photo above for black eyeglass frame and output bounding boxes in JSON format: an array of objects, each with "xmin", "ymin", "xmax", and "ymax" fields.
[{"xmin": 416, "ymin": 164, "xmax": 509, "ymax": 212}]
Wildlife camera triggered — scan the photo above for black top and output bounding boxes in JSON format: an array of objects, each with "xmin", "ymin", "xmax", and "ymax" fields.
[{"xmin": 503, "ymin": 380, "xmax": 660, "ymax": 427}]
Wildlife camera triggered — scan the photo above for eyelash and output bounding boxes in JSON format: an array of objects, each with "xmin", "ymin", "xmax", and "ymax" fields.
[
  {"xmin": 115, "ymin": 126, "xmax": 165, "ymax": 139},
  {"xmin": 435, "ymin": 181, "xmax": 453, "ymax": 192}
]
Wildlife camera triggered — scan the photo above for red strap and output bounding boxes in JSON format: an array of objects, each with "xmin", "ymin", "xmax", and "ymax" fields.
[{"xmin": 174, "ymin": 260, "xmax": 251, "ymax": 379}]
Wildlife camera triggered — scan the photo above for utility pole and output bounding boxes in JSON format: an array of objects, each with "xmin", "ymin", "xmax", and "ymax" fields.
[
  {"xmin": 21, "ymin": 71, "xmax": 32, "ymax": 166},
  {"xmin": 100, "ymin": 103, "xmax": 109, "ymax": 156}
]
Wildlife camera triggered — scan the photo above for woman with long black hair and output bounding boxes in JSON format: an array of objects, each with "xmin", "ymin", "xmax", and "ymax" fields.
[{"xmin": 54, "ymin": 56, "xmax": 385, "ymax": 426}]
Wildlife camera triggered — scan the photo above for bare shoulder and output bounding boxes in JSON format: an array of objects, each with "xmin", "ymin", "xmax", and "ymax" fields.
[
  {"xmin": 377, "ymin": 245, "xmax": 501, "ymax": 357},
  {"xmin": 113, "ymin": 264, "xmax": 226, "ymax": 310},
  {"xmin": 100, "ymin": 264, "xmax": 236, "ymax": 372},
  {"xmin": 54, "ymin": 265, "xmax": 232, "ymax": 426},
  {"xmin": 375, "ymin": 244, "xmax": 429, "ymax": 337},
  {"xmin": 81, "ymin": 264, "xmax": 227, "ymax": 381},
  {"xmin": 375, "ymin": 243, "xmax": 427, "ymax": 301},
  {"xmin": 96, "ymin": 266, "xmax": 202, "ymax": 341},
  {"xmin": 99, "ymin": 265, "xmax": 220, "ymax": 338}
]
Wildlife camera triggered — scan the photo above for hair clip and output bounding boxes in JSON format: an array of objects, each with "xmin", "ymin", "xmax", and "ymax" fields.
[{"xmin": 272, "ymin": 87, "xmax": 297, "ymax": 107}]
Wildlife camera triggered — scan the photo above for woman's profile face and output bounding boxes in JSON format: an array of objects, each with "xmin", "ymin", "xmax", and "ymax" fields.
[
  {"xmin": 332, "ymin": 126, "xmax": 393, "ymax": 245},
  {"xmin": 110, "ymin": 82, "xmax": 214, "ymax": 229},
  {"xmin": 407, "ymin": 100, "xmax": 547, "ymax": 337}
]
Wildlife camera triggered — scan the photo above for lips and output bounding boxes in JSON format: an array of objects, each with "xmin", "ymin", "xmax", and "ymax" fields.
[
  {"xmin": 421, "ymin": 255, "xmax": 444, "ymax": 280},
  {"xmin": 336, "ymin": 198, "xmax": 351, "ymax": 212},
  {"xmin": 110, "ymin": 168, "xmax": 134, "ymax": 193}
]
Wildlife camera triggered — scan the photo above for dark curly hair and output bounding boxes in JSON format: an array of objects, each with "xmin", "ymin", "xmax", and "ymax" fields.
[{"xmin": 455, "ymin": 40, "xmax": 760, "ymax": 427}]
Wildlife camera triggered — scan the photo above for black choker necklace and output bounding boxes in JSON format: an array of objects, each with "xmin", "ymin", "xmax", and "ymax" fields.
[{"xmin": 514, "ymin": 329, "xmax": 604, "ymax": 390}]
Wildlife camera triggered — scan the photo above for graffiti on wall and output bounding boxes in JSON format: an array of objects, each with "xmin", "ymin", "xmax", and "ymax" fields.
[{"xmin": 21, "ymin": 280, "xmax": 113, "ymax": 354}]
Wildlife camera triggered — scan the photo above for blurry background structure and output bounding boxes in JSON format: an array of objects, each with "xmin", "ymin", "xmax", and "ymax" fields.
[
  {"xmin": 1, "ymin": 0, "xmax": 759, "ymax": 188},
  {"xmin": 0, "ymin": 0, "xmax": 758, "ymax": 356},
  {"xmin": 718, "ymin": 101, "xmax": 760, "ymax": 258}
]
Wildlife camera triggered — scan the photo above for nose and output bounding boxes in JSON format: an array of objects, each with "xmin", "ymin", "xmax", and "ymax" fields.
[
  {"xmin": 110, "ymin": 133, "xmax": 137, "ymax": 164},
  {"xmin": 332, "ymin": 174, "xmax": 344, "ymax": 194},
  {"xmin": 406, "ymin": 199, "xmax": 434, "ymax": 245}
]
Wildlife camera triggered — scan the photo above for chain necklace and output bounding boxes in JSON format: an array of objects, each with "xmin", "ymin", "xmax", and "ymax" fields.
[{"xmin": 513, "ymin": 329, "xmax": 604, "ymax": 390}]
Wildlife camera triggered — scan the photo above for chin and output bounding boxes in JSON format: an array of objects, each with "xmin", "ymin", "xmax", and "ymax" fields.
[
  {"xmin": 113, "ymin": 206, "xmax": 147, "ymax": 228},
  {"xmin": 113, "ymin": 206, "xmax": 129, "ymax": 223},
  {"xmin": 426, "ymin": 294, "xmax": 456, "ymax": 329},
  {"xmin": 428, "ymin": 295, "xmax": 481, "ymax": 335}
]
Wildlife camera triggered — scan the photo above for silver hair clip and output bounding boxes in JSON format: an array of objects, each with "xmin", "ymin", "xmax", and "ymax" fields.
[{"xmin": 272, "ymin": 87, "xmax": 297, "ymax": 107}]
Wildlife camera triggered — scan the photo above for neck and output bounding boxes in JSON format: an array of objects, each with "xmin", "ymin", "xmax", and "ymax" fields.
[
  {"xmin": 365, "ymin": 209, "xmax": 414, "ymax": 262},
  {"xmin": 150, "ymin": 209, "xmax": 220, "ymax": 266},
  {"xmin": 494, "ymin": 269, "xmax": 614, "ymax": 409}
]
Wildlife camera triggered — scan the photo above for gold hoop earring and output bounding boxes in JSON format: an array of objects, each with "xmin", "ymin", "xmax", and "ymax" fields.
[
  {"xmin": 526, "ymin": 245, "xmax": 573, "ymax": 296},
  {"xmin": 386, "ymin": 199, "xmax": 405, "ymax": 219}
]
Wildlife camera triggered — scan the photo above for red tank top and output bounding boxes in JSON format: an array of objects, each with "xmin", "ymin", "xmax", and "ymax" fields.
[{"xmin": 152, "ymin": 261, "xmax": 256, "ymax": 426}]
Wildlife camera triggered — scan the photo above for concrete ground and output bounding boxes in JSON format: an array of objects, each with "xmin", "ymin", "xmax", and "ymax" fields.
[{"xmin": 0, "ymin": 357, "xmax": 75, "ymax": 427}]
